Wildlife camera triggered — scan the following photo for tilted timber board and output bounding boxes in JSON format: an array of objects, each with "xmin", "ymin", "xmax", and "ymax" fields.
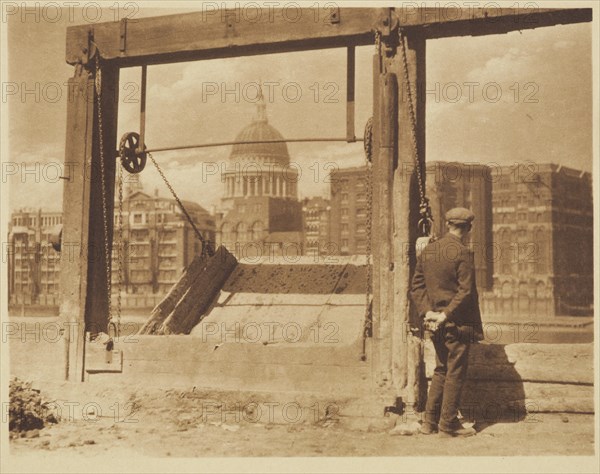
[
  {"xmin": 139, "ymin": 252, "xmax": 211, "ymax": 334},
  {"xmin": 159, "ymin": 246, "xmax": 237, "ymax": 334}
]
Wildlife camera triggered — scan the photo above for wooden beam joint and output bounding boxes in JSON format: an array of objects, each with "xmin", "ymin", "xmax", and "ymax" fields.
[{"xmin": 376, "ymin": 8, "xmax": 400, "ymax": 57}]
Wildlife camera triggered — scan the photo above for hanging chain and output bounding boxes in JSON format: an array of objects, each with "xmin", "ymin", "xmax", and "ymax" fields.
[
  {"xmin": 116, "ymin": 163, "xmax": 124, "ymax": 329},
  {"xmin": 147, "ymin": 152, "xmax": 212, "ymax": 257},
  {"xmin": 94, "ymin": 53, "xmax": 117, "ymax": 337},
  {"xmin": 363, "ymin": 118, "xmax": 374, "ymax": 348},
  {"xmin": 398, "ymin": 30, "xmax": 433, "ymax": 238}
]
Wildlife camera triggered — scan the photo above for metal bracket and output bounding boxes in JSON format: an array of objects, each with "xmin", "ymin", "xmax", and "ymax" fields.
[
  {"xmin": 120, "ymin": 18, "xmax": 128, "ymax": 54},
  {"xmin": 85, "ymin": 342, "xmax": 123, "ymax": 374},
  {"xmin": 224, "ymin": 10, "xmax": 238, "ymax": 38},
  {"xmin": 384, "ymin": 397, "xmax": 406, "ymax": 417},
  {"xmin": 329, "ymin": 6, "xmax": 341, "ymax": 24},
  {"xmin": 79, "ymin": 28, "xmax": 97, "ymax": 67},
  {"xmin": 376, "ymin": 8, "xmax": 400, "ymax": 57}
]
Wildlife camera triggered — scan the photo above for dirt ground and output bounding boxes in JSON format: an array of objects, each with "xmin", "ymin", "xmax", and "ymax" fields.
[{"xmin": 8, "ymin": 387, "xmax": 596, "ymax": 458}]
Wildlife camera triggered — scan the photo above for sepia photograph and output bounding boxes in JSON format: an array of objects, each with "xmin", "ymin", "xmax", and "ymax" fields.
[{"xmin": 1, "ymin": 1, "xmax": 598, "ymax": 472}]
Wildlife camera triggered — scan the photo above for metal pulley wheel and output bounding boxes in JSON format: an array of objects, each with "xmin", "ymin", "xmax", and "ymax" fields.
[{"xmin": 118, "ymin": 132, "xmax": 147, "ymax": 174}]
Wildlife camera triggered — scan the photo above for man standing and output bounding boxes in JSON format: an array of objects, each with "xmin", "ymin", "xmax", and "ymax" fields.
[{"xmin": 410, "ymin": 207, "xmax": 483, "ymax": 437}]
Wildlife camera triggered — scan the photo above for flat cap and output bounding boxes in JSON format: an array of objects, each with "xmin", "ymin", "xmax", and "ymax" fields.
[{"xmin": 445, "ymin": 207, "xmax": 475, "ymax": 224}]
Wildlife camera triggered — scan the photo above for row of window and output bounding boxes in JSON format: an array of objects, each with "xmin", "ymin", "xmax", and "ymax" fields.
[
  {"xmin": 12, "ymin": 215, "xmax": 62, "ymax": 227},
  {"xmin": 340, "ymin": 223, "xmax": 366, "ymax": 234},
  {"xmin": 340, "ymin": 193, "xmax": 366, "ymax": 203}
]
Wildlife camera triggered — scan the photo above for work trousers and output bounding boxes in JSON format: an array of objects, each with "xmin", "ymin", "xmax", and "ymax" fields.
[{"xmin": 424, "ymin": 322, "xmax": 470, "ymax": 431}]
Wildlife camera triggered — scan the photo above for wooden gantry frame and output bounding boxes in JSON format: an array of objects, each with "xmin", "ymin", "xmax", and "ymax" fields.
[{"xmin": 61, "ymin": 6, "xmax": 592, "ymax": 405}]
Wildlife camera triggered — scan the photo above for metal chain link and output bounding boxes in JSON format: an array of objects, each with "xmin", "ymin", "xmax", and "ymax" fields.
[
  {"xmin": 363, "ymin": 118, "xmax": 374, "ymax": 346},
  {"xmin": 116, "ymin": 164, "xmax": 123, "ymax": 328},
  {"xmin": 363, "ymin": 116, "xmax": 373, "ymax": 162},
  {"xmin": 147, "ymin": 152, "xmax": 211, "ymax": 257},
  {"xmin": 398, "ymin": 30, "xmax": 433, "ymax": 237},
  {"xmin": 94, "ymin": 53, "xmax": 116, "ymax": 336}
]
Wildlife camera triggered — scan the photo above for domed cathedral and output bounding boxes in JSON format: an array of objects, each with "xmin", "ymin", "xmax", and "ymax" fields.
[{"xmin": 216, "ymin": 89, "xmax": 303, "ymax": 257}]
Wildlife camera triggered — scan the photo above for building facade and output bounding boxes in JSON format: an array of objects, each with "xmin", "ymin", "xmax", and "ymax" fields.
[
  {"xmin": 7, "ymin": 209, "xmax": 63, "ymax": 306},
  {"xmin": 329, "ymin": 166, "xmax": 369, "ymax": 255},
  {"xmin": 216, "ymin": 91, "xmax": 303, "ymax": 258},
  {"xmin": 486, "ymin": 163, "xmax": 593, "ymax": 318},
  {"xmin": 425, "ymin": 161, "xmax": 494, "ymax": 291},
  {"xmin": 301, "ymin": 197, "xmax": 331, "ymax": 258},
  {"xmin": 111, "ymin": 189, "xmax": 216, "ymax": 295}
]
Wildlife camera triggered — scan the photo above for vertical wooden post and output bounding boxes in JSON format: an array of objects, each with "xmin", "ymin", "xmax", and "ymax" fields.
[
  {"xmin": 60, "ymin": 59, "xmax": 119, "ymax": 381},
  {"xmin": 370, "ymin": 53, "xmax": 382, "ymax": 385},
  {"xmin": 372, "ymin": 67, "xmax": 398, "ymax": 388},
  {"xmin": 379, "ymin": 73, "xmax": 398, "ymax": 386},
  {"xmin": 60, "ymin": 65, "xmax": 93, "ymax": 382},
  {"xmin": 389, "ymin": 32, "xmax": 426, "ymax": 406}
]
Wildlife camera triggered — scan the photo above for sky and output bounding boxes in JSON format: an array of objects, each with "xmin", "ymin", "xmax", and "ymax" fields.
[{"xmin": 3, "ymin": 4, "xmax": 594, "ymax": 213}]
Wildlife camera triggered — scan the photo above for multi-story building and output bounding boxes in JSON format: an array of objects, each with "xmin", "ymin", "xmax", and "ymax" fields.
[
  {"xmin": 111, "ymin": 189, "xmax": 216, "ymax": 295},
  {"xmin": 301, "ymin": 197, "xmax": 331, "ymax": 257},
  {"xmin": 216, "ymin": 91, "xmax": 303, "ymax": 258},
  {"xmin": 425, "ymin": 161, "xmax": 494, "ymax": 291},
  {"xmin": 329, "ymin": 166, "xmax": 369, "ymax": 255},
  {"xmin": 487, "ymin": 163, "xmax": 593, "ymax": 318},
  {"xmin": 7, "ymin": 209, "xmax": 63, "ymax": 306}
]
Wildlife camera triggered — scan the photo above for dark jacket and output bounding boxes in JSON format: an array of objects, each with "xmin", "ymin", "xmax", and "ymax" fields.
[{"xmin": 410, "ymin": 233, "xmax": 483, "ymax": 339}]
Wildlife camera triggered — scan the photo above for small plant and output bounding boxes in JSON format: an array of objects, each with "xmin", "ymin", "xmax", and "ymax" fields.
[{"xmin": 9, "ymin": 377, "xmax": 59, "ymax": 434}]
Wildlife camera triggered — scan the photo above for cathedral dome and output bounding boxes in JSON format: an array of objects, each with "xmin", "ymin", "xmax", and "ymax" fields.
[{"xmin": 229, "ymin": 92, "xmax": 290, "ymax": 166}]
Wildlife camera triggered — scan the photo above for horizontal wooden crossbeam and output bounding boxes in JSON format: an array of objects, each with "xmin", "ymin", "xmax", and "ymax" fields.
[{"xmin": 66, "ymin": 7, "xmax": 592, "ymax": 66}]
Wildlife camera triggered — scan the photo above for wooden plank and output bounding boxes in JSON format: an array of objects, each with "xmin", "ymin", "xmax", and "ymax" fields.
[
  {"xmin": 425, "ymin": 342, "xmax": 594, "ymax": 384},
  {"xmin": 60, "ymin": 66, "xmax": 94, "ymax": 382},
  {"xmin": 390, "ymin": 32, "xmax": 426, "ymax": 403},
  {"xmin": 67, "ymin": 8, "xmax": 385, "ymax": 66},
  {"xmin": 117, "ymin": 359, "xmax": 371, "ymax": 394},
  {"xmin": 402, "ymin": 7, "xmax": 592, "ymax": 39},
  {"xmin": 375, "ymin": 72, "xmax": 397, "ymax": 387},
  {"xmin": 85, "ymin": 342, "xmax": 123, "ymax": 374},
  {"xmin": 123, "ymin": 336, "xmax": 367, "ymax": 367},
  {"xmin": 159, "ymin": 246, "xmax": 237, "ymax": 334},
  {"xmin": 460, "ymin": 380, "xmax": 594, "ymax": 416},
  {"xmin": 138, "ymin": 253, "xmax": 209, "ymax": 334},
  {"xmin": 66, "ymin": 8, "xmax": 590, "ymax": 66}
]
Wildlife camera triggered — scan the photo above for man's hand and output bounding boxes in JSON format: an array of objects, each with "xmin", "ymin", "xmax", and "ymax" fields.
[
  {"xmin": 425, "ymin": 311, "xmax": 447, "ymax": 324},
  {"xmin": 424, "ymin": 311, "xmax": 447, "ymax": 332}
]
